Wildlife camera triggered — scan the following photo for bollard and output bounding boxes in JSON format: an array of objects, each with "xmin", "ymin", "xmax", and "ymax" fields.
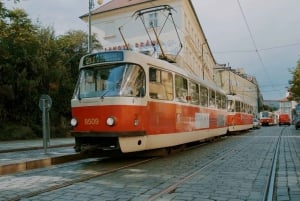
[{"xmin": 39, "ymin": 95, "xmax": 52, "ymax": 154}]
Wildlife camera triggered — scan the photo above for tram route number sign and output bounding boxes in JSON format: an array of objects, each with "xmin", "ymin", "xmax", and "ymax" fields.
[
  {"xmin": 83, "ymin": 51, "xmax": 124, "ymax": 66},
  {"xmin": 39, "ymin": 94, "xmax": 52, "ymax": 111}
]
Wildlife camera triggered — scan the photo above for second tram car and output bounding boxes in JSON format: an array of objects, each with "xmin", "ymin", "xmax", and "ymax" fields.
[{"xmin": 226, "ymin": 95, "xmax": 254, "ymax": 132}]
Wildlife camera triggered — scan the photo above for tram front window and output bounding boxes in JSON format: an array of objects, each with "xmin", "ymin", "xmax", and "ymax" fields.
[{"xmin": 73, "ymin": 64, "xmax": 145, "ymax": 99}]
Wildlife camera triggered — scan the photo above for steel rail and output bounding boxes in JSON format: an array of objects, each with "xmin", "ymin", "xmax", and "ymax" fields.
[
  {"xmin": 147, "ymin": 148, "xmax": 236, "ymax": 201},
  {"xmin": 263, "ymin": 127, "xmax": 286, "ymax": 201},
  {"xmin": 7, "ymin": 157, "xmax": 157, "ymax": 201}
]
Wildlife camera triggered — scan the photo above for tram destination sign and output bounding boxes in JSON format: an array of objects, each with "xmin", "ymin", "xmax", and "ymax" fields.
[{"xmin": 83, "ymin": 51, "xmax": 124, "ymax": 66}]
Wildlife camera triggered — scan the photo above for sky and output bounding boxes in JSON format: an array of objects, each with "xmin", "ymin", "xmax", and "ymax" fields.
[{"xmin": 2, "ymin": 0, "xmax": 300, "ymax": 100}]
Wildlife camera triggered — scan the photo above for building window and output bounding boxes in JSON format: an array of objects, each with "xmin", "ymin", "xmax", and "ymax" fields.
[
  {"xmin": 148, "ymin": 13, "xmax": 158, "ymax": 28},
  {"xmin": 104, "ymin": 21, "xmax": 116, "ymax": 38}
]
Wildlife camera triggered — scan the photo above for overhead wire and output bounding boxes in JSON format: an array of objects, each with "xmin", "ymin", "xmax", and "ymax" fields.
[
  {"xmin": 148, "ymin": 0, "xmax": 287, "ymax": 99},
  {"xmin": 236, "ymin": 0, "xmax": 280, "ymax": 98},
  {"xmin": 214, "ymin": 42, "xmax": 300, "ymax": 54}
]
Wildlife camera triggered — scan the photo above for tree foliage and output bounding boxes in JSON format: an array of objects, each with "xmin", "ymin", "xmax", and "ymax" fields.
[
  {"xmin": 0, "ymin": 2, "xmax": 102, "ymax": 138},
  {"xmin": 288, "ymin": 60, "xmax": 300, "ymax": 101}
]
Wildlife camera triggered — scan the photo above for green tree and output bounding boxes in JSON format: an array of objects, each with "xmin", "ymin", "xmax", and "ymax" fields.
[
  {"xmin": 0, "ymin": 7, "xmax": 40, "ymax": 125},
  {"xmin": 288, "ymin": 60, "xmax": 300, "ymax": 101},
  {"xmin": 0, "ymin": 3, "xmax": 102, "ymax": 139}
]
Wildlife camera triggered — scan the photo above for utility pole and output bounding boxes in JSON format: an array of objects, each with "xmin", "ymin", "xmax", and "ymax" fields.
[
  {"xmin": 88, "ymin": 0, "xmax": 103, "ymax": 53},
  {"xmin": 88, "ymin": 0, "xmax": 94, "ymax": 53}
]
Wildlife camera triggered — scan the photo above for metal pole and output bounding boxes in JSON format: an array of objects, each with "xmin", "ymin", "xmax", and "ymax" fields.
[
  {"xmin": 42, "ymin": 99, "xmax": 47, "ymax": 154},
  {"xmin": 46, "ymin": 107, "xmax": 50, "ymax": 147},
  {"xmin": 88, "ymin": 0, "xmax": 93, "ymax": 53}
]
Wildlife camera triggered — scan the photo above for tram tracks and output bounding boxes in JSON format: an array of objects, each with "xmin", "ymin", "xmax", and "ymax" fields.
[
  {"xmin": 7, "ymin": 157, "xmax": 157, "ymax": 201},
  {"xmin": 3, "ymin": 136, "xmax": 232, "ymax": 201},
  {"xmin": 147, "ymin": 148, "xmax": 237, "ymax": 201},
  {"xmin": 147, "ymin": 128, "xmax": 286, "ymax": 201},
  {"xmin": 1, "ymin": 128, "xmax": 290, "ymax": 201},
  {"xmin": 263, "ymin": 127, "xmax": 285, "ymax": 201}
]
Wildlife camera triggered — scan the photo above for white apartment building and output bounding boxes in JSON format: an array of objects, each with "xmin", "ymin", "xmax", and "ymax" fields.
[{"xmin": 81, "ymin": 0, "xmax": 216, "ymax": 82}]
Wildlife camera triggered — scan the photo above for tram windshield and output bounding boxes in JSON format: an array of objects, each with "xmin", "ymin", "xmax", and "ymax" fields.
[
  {"xmin": 73, "ymin": 64, "xmax": 145, "ymax": 99},
  {"xmin": 261, "ymin": 111, "xmax": 270, "ymax": 117}
]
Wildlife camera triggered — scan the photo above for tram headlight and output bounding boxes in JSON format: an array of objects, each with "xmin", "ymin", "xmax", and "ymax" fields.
[
  {"xmin": 70, "ymin": 118, "xmax": 78, "ymax": 127},
  {"xmin": 106, "ymin": 116, "xmax": 115, "ymax": 126}
]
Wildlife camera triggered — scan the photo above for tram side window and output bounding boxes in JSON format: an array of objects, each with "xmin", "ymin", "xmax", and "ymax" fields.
[
  {"xmin": 250, "ymin": 105, "xmax": 253, "ymax": 114},
  {"xmin": 149, "ymin": 67, "xmax": 173, "ymax": 100},
  {"xmin": 216, "ymin": 92, "xmax": 226, "ymax": 109},
  {"xmin": 209, "ymin": 89, "xmax": 216, "ymax": 108},
  {"xmin": 246, "ymin": 104, "xmax": 252, "ymax": 114},
  {"xmin": 189, "ymin": 81, "xmax": 199, "ymax": 105},
  {"xmin": 241, "ymin": 102, "xmax": 245, "ymax": 112},
  {"xmin": 200, "ymin": 86, "xmax": 208, "ymax": 107},
  {"xmin": 245, "ymin": 104, "xmax": 248, "ymax": 113},
  {"xmin": 221, "ymin": 95, "xmax": 226, "ymax": 109},
  {"xmin": 175, "ymin": 75, "xmax": 188, "ymax": 102},
  {"xmin": 227, "ymin": 100, "xmax": 234, "ymax": 112},
  {"xmin": 235, "ymin": 101, "xmax": 241, "ymax": 112},
  {"xmin": 216, "ymin": 92, "xmax": 222, "ymax": 108}
]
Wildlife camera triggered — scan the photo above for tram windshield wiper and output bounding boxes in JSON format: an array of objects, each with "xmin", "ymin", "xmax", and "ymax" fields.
[{"xmin": 100, "ymin": 89, "xmax": 112, "ymax": 99}]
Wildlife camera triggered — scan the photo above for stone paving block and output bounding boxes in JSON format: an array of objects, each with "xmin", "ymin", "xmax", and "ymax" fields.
[
  {"xmin": 277, "ymin": 195, "xmax": 290, "ymax": 201},
  {"xmin": 248, "ymin": 191, "xmax": 262, "ymax": 200},
  {"xmin": 277, "ymin": 187, "xmax": 289, "ymax": 196},
  {"xmin": 172, "ymin": 194, "xmax": 195, "ymax": 201},
  {"xmin": 290, "ymin": 194, "xmax": 300, "ymax": 201}
]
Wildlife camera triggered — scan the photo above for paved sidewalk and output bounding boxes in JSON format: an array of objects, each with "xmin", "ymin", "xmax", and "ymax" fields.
[
  {"xmin": 0, "ymin": 137, "xmax": 74, "ymax": 152},
  {"xmin": 0, "ymin": 138, "xmax": 76, "ymax": 175}
]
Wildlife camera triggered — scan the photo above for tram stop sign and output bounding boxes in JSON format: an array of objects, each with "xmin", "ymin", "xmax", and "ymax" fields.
[{"xmin": 39, "ymin": 94, "xmax": 52, "ymax": 111}]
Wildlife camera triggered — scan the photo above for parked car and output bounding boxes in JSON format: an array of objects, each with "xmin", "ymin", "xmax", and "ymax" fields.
[
  {"xmin": 278, "ymin": 113, "xmax": 291, "ymax": 126},
  {"xmin": 295, "ymin": 118, "xmax": 300, "ymax": 130},
  {"xmin": 253, "ymin": 118, "xmax": 261, "ymax": 129}
]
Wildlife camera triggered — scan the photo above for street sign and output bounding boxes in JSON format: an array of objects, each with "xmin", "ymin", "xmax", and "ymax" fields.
[{"xmin": 39, "ymin": 94, "xmax": 52, "ymax": 111}]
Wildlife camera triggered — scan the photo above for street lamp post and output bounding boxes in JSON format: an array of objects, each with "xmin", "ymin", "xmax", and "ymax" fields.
[
  {"xmin": 88, "ymin": 0, "xmax": 94, "ymax": 53},
  {"xmin": 88, "ymin": 0, "xmax": 103, "ymax": 53}
]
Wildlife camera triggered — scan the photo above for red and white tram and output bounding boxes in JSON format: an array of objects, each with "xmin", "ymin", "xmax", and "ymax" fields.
[
  {"xmin": 226, "ymin": 95, "xmax": 254, "ymax": 132},
  {"xmin": 70, "ymin": 50, "xmax": 231, "ymax": 153},
  {"xmin": 259, "ymin": 111, "xmax": 276, "ymax": 126}
]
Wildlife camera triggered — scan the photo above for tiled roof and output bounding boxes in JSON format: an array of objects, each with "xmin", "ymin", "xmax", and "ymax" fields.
[
  {"xmin": 81, "ymin": 0, "xmax": 157, "ymax": 18},
  {"xmin": 279, "ymin": 97, "xmax": 289, "ymax": 102}
]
